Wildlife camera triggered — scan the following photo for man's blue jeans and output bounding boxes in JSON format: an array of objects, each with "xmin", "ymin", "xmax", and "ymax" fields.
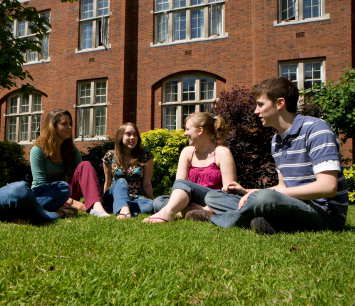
[
  {"xmin": 205, "ymin": 189, "xmax": 345, "ymax": 232},
  {"xmin": 103, "ymin": 178, "xmax": 153, "ymax": 216},
  {"xmin": 153, "ymin": 179, "xmax": 211, "ymax": 212}
]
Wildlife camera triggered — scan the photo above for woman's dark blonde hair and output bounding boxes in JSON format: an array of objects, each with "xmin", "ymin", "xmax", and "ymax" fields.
[
  {"xmin": 35, "ymin": 109, "xmax": 75, "ymax": 165},
  {"xmin": 186, "ymin": 112, "xmax": 227, "ymax": 144},
  {"xmin": 114, "ymin": 122, "xmax": 146, "ymax": 168}
]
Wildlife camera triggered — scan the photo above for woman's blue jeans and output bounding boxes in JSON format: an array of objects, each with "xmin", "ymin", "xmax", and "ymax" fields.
[
  {"xmin": 103, "ymin": 178, "xmax": 153, "ymax": 216},
  {"xmin": 205, "ymin": 189, "xmax": 346, "ymax": 231},
  {"xmin": 0, "ymin": 181, "xmax": 69, "ymax": 222},
  {"xmin": 153, "ymin": 179, "xmax": 211, "ymax": 212}
]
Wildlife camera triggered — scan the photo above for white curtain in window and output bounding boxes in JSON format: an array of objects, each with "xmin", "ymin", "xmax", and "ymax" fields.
[{"xmin": 209, "ymin": 5, "xmax": 222, "ymax": 36}]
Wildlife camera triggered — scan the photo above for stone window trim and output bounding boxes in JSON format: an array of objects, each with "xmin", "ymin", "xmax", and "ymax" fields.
[
  {"xmin": 75, "ymin": 78, "xmax": 108, "ymax": 141},
  {"xmin": 274, "ymin": 0, "xmax": 329, "ymax": 26},
  {"xmin": 152, "ymin": 0, "xmax": 227, "ymax": 47},
  {"xmin": 10, "ymin": 10, "xmax": 51, "ymax": 64},
  {"xmin": 77, "ymin": 0, "xmax": 111, "ymax": 52},
  {"xmin": 4, "ymin": 92, "xmax": 43, "ymax": 144},
  {"xmin": 279, "ymin": 58, "xmax": 326, "ymax": 90}
]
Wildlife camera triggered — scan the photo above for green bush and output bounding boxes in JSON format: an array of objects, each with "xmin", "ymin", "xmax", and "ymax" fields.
[
  {"xmin": 344, "ymin": 164, "xmax": 355, "ymax": 204},
  {"xmin": 0, "ymin": 141, "xmax": 30, "ymax": 187},
  {"xmin": 141, "ymin": 129, "xmax": 188, "ymax": 195}
]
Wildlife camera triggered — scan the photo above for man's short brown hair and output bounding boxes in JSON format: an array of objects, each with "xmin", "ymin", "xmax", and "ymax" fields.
[{"xmin": 251, "ymin": 77, "xmax": 299, "ymax": 113}]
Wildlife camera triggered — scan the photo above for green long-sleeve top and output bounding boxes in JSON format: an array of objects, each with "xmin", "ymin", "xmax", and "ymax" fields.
[{"xmin": 30, "ymin": 145, "xmax": 82, "ymax": 188}]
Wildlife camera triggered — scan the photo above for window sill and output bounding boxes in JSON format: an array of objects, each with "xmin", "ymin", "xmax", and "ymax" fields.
[
  {"xmin": 273, "ymin": 14, "xmax": 330, "ymax": 27},
  {"xmin": 75, "ymin": 45, "xmax": 111, "ymax": 54},
  {"xmin": 74, "ymin": 136, "xmax": 109, "ymax": 142},
  {"xmin": 23, "ymin": 58, "xmax": 51, "ymax": 66},
  {"xmin": 151, "ymin": 34, "xmax": 228, "ymax": 47}
]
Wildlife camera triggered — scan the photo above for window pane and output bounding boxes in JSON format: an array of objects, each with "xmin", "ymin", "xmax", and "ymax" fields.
[
  {"xmin": 40, "ymin": 35, "xmax": 49, "ymax": 59},
  {"xmin": 209, "ymin": 5, "xmax": 222, "ymax": 36},
  {"xmin": 182, "ymin": 105, "xmax": 195, "ymax": 123},
  {"xmin": 200, "ymin": 103, "xmax": 214, "ymax": 112},
  {"xmin": 173, "ymin": 12, "xmax": 186, "ymax": 41},
  {"xmin": 164, "ymin": 81, "xmax": 178, "ymax": 102},
  {"xmin": 94, "ymin": 106, "xmax": 106, "ymax": 136},
  {"xmin": 155, "ymin": 0, "xmax": 169, "ymax": 11},
  {"xmin": 80, "ymin": 22, "xmax": 93, "ymax": 49},
  {"xmin": 81, "ymin": 0, "xmax": 94, "ymax": 19},
  {"xmin": 280, "ymin": 63, "xmax": 298, "ymax": 84},
  {"xmin": 26, "ymin": 49, "xmax": 38, "ymax": 63},
  {"xmin": 304, "ymin": 62, "xmax": 322, "ymax": 88},
  {"xmin": 95, "ymin": 80, "xmax": 107, "ymax": 103},
  {"xmin": 77, "ymin": 108, "xmax": 91, "ymax": 137},
  {"xmin": 156, "ymin": 14, "xmax": 168, "ymax": 43},
  {"xmin": 97, "ymin": 0, "xmax": 109, "ymax": 16},
  {"xmin": 163, "ymin": 106, "xmax": 177, "ymax": 130},
  {"xmin": 280, "ymin": 0, "xmax": 295, "ymax": 20},
  {"xmin": 200, "ymin": 79, "xmax": 214, "ymax": 100},
  {"xmin": 8, "ymin": 97, "xmax": 18, "ymax": 114},
  {"xmin": 79, "ymin": 81, "xmax": 91, "ymax": 105},
  {"xmin": 32, "ymin": 94, "xmax": 42, "ymax": 112},
  {"xmin": 191, "ymin": 0, "xmax": 204, "ymax": 5},
  {"xmin": 17, "ymin": 20, "xmax": 26, "ymax": 37},
  {"xmin": 20, "ymin": 95, "xmax": 29, "ymax": 113},
  {"xmin": 6, "ymin": 117, "xmax": 17, "ymax": 141},
  {"xmin": 191, "ymin": 9, "xmax": 204, "ymax": 39},
  {"xmin": 303, "ymin": 0, "xmax": 320, "ymax": 19},
  {"xmin": 19, "ymin": 116, "xmax": 29, "ymax": 141},
  {"xmin": 31, "ymin": 114, "xmax": 41, "ymax": 140},
  {"xmin": 182, "ymin": 78, "xmax": 196, "ymax": 101},
  {"xmin": 173, "ymin": 0, "xmax": 186, "ymax": 8}
]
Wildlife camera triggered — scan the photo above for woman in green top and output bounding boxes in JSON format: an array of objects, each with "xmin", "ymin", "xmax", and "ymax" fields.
[{"xmin": 30, "ymin": 109, "xmax": 109, "ymax": 217}]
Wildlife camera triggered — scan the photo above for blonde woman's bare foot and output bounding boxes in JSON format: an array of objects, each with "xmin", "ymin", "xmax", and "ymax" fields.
[{"xmin": 117, "ymin": 206, "xmax": 131, "ymax": 220}]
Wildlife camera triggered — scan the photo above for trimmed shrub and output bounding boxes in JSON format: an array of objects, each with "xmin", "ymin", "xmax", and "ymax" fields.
[
  {"xmin": 0, "ymin": 141, "xmax": 31, "ymax": 187},
  {"xmin": 141, "ymin": 129, "xmax": 188, "ymax": 195},
  {"xmin": 213, "ymin": 87, "xmax": 278, "ymax": 188},
  {"xmin": 344, "ymin": 165, "xmax": 355, "ymax": 204}
]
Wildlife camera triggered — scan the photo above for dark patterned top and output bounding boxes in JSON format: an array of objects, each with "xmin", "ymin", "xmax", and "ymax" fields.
[{"xmin": 103, "ymin": 150, "xmax": 152, "ymax": 197}]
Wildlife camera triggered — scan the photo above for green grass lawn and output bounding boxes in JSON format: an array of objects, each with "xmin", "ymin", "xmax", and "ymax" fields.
[{"xmin": 0, "ymin": 207, "xmax": 354, "ymax": 305}]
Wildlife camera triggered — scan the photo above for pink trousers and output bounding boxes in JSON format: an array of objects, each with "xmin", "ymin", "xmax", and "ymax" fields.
[{"xmin": 68, "ymin": 161, "xmax": 101, "ymax": 210}]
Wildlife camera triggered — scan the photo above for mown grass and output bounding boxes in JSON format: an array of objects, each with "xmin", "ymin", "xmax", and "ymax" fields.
[{"xmin": 0, "ymin": 207, "xmax": 354, "ymax": 305}]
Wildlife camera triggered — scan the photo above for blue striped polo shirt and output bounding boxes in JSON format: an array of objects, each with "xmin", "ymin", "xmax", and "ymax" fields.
[{"xmin": 271, "ymin": 115, "xmax": 348, "ymax": 219}]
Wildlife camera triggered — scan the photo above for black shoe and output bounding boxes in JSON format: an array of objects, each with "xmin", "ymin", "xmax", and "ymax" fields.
[
  {"xmin": 250, "ymin": 217, "xmax": 276, "ymax": 235},
  {"xmin": 185, "ymin": 209, "xmax": 211, "ymax": 222}
]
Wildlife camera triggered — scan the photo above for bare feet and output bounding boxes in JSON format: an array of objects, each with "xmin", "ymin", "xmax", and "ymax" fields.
[
  {"xmin": 143, "ymin": 209, "xmax": 172, "ymax": 223},
  {"xmin": 66, "ymin": 198, "xmax": 86, "ymax": 211},
  {"xmin": 117, "ymin": 206, "xmax": 131, "ymax": 220}
]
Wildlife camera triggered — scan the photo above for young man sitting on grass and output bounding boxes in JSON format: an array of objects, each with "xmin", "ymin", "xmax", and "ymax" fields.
[{"xmin": 201, "ymin": 77, "xmax": 348, "ymax": 234}]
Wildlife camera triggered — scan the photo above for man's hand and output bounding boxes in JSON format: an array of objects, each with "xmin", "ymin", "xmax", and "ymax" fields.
[{"xmin": 223, "ymin": 181, "xmax": 247, "ymax": 195}]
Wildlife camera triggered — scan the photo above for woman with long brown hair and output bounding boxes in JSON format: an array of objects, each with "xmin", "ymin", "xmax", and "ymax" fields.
[
  {"xmin": 102, "ymin": 122, "xmax": 154, "ymax": 219},
  {"xmin": 30, "ymin": 109, "xmax": 109, "ymax": 217}
]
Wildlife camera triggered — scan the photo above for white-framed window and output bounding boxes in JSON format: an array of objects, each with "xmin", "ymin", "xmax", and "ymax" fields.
[
  {"xmin": 10, "ymin": 10, "xmax": 50, "ymax": 63},
  {"xmin": 279, "ymin": 59, "xmax": 325, "ymax": 89},
  {"xmin": 278, "ymin": 0, "xmax": 327, "ymax": 23},
  {"xmin": 5, "ymin": 93, "xmax": 43, "ymax": 142},
  {"xmin": 161, "ymin": 75, "xmax": 216, "ymax": 129},
  {"xmin": 153, "ymin": 0, "xmax": 225, "ymax": 45},
  {"xmin": 76, "ymin": 78, "xmax": 107, "ymax": 139},
  {"xmin": 79, "ymin": 0, "xmax": 110, "ymax": 51}
]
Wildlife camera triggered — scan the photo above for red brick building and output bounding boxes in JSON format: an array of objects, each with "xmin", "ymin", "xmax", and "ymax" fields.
[{"xmin": 0, "ymin": 0, "xmax": 353, "ymax": 156}]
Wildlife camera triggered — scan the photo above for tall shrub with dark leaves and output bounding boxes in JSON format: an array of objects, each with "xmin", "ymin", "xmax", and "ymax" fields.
[{"xmin": 213, "ymin": 87, "xmax": 278, "ymax": 188}]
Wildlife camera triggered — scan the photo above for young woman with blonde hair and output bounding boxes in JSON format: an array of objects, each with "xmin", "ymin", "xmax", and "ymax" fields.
[
  {"xmin": 30, "ymin": 109, "xmax": 109, "ymax": 217},
  {"xmin": 144, "ymin": 112, "xmax": 242, "ymax": 223},
  {"xmin": 102, "ymin": 122, "xmax": 154, "ymax": 219}
]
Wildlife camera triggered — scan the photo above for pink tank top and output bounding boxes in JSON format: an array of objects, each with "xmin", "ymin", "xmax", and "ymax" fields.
[{"xmin": 187, "ymin": 150, "xmax": 222, "ymax": 189}]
